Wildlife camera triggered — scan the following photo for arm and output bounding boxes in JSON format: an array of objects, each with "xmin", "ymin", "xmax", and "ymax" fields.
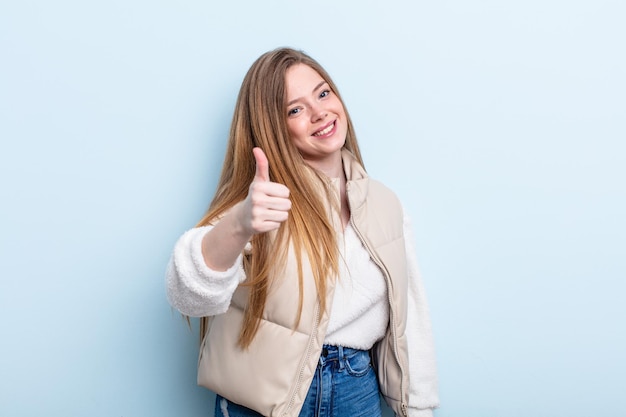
[
  {"xmin": 202, "ymin": 147, "xmax": 291, "ymax": 271},
  {"xmin": 166, "ymin": 147, "xmax": 291, "ymax": 317},
  {"xmin": 166, "ymin": 224, "xmax": 247, "ymax": 317},
  {"xmin": 403, "ymin": 211, "xmax": 440, "ymax": 417}
]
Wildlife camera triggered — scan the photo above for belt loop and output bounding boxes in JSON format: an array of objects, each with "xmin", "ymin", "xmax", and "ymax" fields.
[
  {"xmin": 338, "ymin": 346, "xmax": 345, "ymax": 371},
  {"xmin": 319, "ymin": 346, "xmax": 328, "ymax": 368}
]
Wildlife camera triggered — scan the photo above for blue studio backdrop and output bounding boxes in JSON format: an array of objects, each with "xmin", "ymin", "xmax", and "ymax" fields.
[{"xmin": 1, "ymin": 1, "xmax": 624, "ymax": 416}]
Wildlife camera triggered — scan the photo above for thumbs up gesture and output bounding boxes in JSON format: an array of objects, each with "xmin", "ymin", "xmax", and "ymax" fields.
[{"xmin": 237, "ymin": 147, "xmax": 292, "ymax": 235}]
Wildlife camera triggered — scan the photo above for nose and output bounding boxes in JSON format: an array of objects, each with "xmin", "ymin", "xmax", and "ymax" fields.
[{"xmin": 310, "ymin": 103, "xmax": 327, "ymax": 122}]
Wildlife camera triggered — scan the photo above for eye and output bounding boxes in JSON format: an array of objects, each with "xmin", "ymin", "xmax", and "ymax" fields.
[
  {"xmin": 319, "ymin": 89, "xmax": 331, "ymax": 99},
  {"xmin": 287, "ymin": 107, "xmax": 301, "ymax": 116}
]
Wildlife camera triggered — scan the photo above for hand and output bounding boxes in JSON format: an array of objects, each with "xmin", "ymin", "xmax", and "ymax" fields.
[{"xmin": 236, "ymin": 147, "xmax": 291, "ymax": 235}]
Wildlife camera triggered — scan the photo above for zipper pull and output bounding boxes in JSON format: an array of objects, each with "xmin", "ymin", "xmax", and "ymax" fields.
[{"xmin": 401, "ymin": 403, "xmax": 408, "ymax": 416}]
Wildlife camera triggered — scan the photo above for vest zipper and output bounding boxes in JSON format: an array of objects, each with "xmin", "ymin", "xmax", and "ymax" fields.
[
  {"xmin": 346, "ymin": 182, "xmax": 409, "ymax": 415},
  {"xmin": 282, "ymin": 301, "xmax": 321, "ymax": 416}
]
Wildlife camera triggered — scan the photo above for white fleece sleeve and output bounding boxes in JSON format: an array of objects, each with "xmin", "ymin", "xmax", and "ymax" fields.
[
  {"xmin": 403, "ymin": 210, "xmax": 440, "ymax": 416},
  {"xmin": 165, "ymin": 225, "xmax": 247, "ymax": 317}
]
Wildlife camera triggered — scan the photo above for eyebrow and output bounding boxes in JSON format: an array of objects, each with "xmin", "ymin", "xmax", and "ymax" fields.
[{"xmin": 286, "ymin": 80, "xmax": 328, "ymax": 107}]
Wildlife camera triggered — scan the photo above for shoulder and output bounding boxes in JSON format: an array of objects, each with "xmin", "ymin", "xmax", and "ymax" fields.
[
  {"xmin": 357, "ymin": 178, "xmax": 406, "ymax": 243},
  {"xmin": 366, "ymin": 178, "xmax": 403, "ymax": 214}
]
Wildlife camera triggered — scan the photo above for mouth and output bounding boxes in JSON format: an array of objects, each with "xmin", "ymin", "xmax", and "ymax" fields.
[{"xmin": 312, "ymin": 120, "xmax": 336, "ymax": 138}]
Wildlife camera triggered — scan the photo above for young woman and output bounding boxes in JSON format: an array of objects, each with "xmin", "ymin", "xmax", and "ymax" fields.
[{"xmin": 166, "ymin": 47, "xmax": 439, "ymax": 417}]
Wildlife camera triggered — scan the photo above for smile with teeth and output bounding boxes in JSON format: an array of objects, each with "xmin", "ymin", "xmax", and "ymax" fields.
[{"xmin": 312, "ymin": 121, "xmax": 335, "ymax": 137}]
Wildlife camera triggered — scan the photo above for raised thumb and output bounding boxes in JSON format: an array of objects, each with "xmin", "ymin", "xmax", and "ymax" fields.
[{"xmin": 253, "ymin": 147, "xmax": 270, "ymax": 182}]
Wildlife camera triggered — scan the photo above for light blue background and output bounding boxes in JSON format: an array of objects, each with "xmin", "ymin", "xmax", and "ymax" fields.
[{"xmin": 1, "ymin": 1, "xmax": 624, "ymax": 416}]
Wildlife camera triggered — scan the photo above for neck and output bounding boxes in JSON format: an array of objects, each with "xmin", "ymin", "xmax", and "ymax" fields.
[{"xmin": 303, "ymin": 152, "xmax": 343, "ymax": 179}]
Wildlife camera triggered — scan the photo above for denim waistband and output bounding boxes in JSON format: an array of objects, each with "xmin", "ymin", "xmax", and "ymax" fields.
[{"xmin": 318, "ymin": 344, "xmax": 369, "ymax": 368}]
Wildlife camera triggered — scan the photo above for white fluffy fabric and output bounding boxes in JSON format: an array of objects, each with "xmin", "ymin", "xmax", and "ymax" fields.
[
  {"xmin": 165, "ymin": 210, "xmax": 439, "ymax": 414},
  {"xmin": 324, "ymin": 223, "xmax": 389, "ymax": 349}
]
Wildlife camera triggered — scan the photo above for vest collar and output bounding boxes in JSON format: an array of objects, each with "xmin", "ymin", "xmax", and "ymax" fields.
[{"xmin": 341, "ymin": 148, "xmax": 369, "ymax": 210}]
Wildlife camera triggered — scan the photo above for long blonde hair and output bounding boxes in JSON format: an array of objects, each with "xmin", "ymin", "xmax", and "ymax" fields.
[{"xmin": 197, "ymin": 47, "xmax": 364, "ymax": 348}]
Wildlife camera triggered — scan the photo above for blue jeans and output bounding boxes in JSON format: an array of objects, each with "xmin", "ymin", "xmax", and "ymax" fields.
[{"xmin": 214, "ymin": 345, "xmax": 382, "ymax": 417}]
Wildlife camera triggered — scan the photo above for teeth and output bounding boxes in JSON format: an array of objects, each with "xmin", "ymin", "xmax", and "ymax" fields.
[{"xmin": 313, "ymin": 122, "xmax": 334, "ymax": 136}]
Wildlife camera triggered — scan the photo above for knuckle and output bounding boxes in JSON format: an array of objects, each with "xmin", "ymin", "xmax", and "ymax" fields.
[
  {"xmin": 251, "ymin": 219, "xmax": 263, "ymax": 231},
  {"xmin": 251, "ymin": 206, "xmax": 263, "ymax": 218}
]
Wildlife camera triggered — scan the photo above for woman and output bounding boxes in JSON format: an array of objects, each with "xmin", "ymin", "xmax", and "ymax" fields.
[{"xmin": 166, "ymin": 47, "xmax": 439, "ymax": 417}]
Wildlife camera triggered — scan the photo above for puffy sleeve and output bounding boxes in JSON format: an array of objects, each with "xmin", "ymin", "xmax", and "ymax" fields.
[
  {"xmin": 403, "ymin": 210, "xmax": 440, "ymax": 417},
  {"xmin": 165, "ymin": 225, "xmax": 247, "ymax": 317}
]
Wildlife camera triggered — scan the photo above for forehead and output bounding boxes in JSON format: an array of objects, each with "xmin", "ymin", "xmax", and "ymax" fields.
[{"xmin": 285, "ymin": 64, "xmax": 325, "ymax": 96}]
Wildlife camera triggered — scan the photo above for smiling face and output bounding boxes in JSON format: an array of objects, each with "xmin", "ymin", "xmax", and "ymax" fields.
[{"xmin": 284, "ymin": 64, "xmax": 348, "ymax": 176}]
